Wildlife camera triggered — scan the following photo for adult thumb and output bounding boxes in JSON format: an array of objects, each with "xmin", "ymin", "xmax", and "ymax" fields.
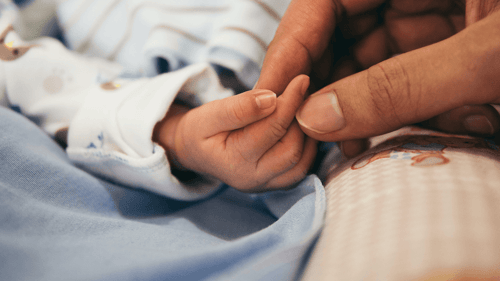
[{"xmin": 296, "ymin": 10, "xmax": 500, "ymax": 142}]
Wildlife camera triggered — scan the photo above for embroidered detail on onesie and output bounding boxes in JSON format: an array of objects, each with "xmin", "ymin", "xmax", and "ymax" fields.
[
  {"xmin": 87, "ymin": 132, "xmax": 104, "ymax": 149},
  {"xmin": 0, "ymin": 25, "xmax": 36, "ymax": 61}
]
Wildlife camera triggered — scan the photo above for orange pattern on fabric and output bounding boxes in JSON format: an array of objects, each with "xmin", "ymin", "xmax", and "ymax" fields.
[{"xmin": 352, "ymin": 134, "xmax": 496, "ymax": 170}]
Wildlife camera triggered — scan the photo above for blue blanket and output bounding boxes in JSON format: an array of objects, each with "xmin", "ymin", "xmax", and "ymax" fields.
[{"xmin": 0, "ymin": 107, "xmax": 326, "ymax": 281}]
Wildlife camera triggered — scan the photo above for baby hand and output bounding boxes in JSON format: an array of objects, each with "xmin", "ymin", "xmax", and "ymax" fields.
[{"xmin": 155, "ymin": 75, "xmax": 317, "ymax": 192}]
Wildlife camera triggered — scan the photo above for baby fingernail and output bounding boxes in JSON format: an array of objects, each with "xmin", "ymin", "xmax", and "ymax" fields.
[
  {"xmin": 296, "ymin": 91, "xmax": 346, "ymax": 134},
  {"xmin": 255, "ymin": 91, "xmax": 276, "ymax": 109},
  {"xmin": 463, "ymin": 115, "xmax": 495, "ymax": 135}
]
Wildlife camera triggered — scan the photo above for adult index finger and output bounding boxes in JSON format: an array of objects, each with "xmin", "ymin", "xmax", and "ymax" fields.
[{"xmin": 255, "ymin": 0, "xmax": 384, "ymax": 94}]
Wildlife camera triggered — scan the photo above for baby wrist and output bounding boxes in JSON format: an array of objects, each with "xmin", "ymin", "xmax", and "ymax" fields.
[{"xmin": 153, "ymin": 104, "xmax": 189, "ymax": 170}]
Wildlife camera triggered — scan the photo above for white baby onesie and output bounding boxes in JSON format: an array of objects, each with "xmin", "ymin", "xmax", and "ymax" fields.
[{"xmin": 0, "ymin": 3, "xmax": 232, "ymax": 200}]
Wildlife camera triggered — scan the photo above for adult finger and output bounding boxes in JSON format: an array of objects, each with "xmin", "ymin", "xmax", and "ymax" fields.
[
  {"xmin": 255, "ymin": 0, "xmax": 385, "ymax": 94},
  {"xmin": 422, "ymin": 104, "xmax": 500, "ymax": 136},
  {"xmin": 341, "ymin": 139, "xmax": 369, "ymax": 158},
  {"xmin": 353, "ymin": 6, "xmax": 465, "ymax": 69},
  {"xmin": 295, "ymin": 10, "xmax": 500, "ymax": 142},
  {"xmin": 330, "ymin": 59, "xmax": 369, "ymax": 159},
  {"xmin": 424, "ymin": 0, "xmax": 500, "ymax": 136},
  {"xmin": 344, "ymin": 11, "xmax": 456, "ymax": 158},
  {"xmin": 343, "ymin": 11, "xmax": 458, "ymax": 158},
  {"xmin": 384, "ymin": 9, "xmax": 460, "ymax": 54},
  {"xmin": 339, "ymin": 11, "xmax": 380, "ymax": 39},
  {"xmin": 352, "ymin": 26, "xmax": 391, "ymax": 69}
]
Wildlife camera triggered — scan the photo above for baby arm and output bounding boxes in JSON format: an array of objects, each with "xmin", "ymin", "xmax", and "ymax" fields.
[{"xmin": 153, "ymin": 75, "xmax": 317, "ymax": 192}]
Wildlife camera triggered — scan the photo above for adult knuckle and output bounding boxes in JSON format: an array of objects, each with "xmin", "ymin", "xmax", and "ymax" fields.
[{"xmin": 366, "ymin": 58, "xmax": 412, "ymax": 128}]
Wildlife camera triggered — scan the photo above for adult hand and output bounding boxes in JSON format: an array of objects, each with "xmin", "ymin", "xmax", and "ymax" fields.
[{"xmin": 255, "ymin": 0, "xmax": 500, "ymax": 157}]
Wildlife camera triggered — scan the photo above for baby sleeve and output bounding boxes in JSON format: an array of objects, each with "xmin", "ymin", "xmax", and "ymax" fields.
[
  {"xmin": 66, "ymin": 63, "xmax": 233, "ymax": 201},
  {"xmin": 0, "ymin": 12, "xmax": 232, "ymax": 200},
  {"xmin": 0, "ymin": 21, "xmax": 122, "ymax": 137}
]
